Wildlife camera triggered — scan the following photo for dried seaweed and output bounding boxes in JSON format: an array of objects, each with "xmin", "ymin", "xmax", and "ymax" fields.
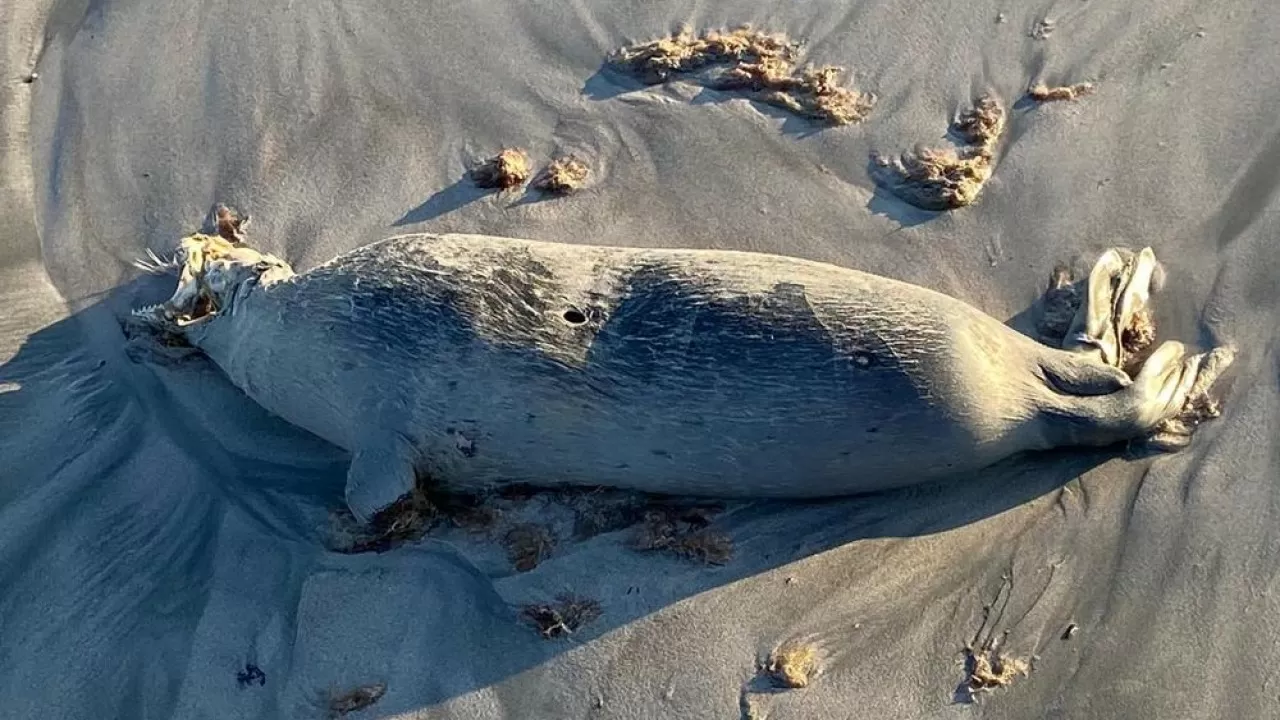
[
  {"xmin": 520, "ymin": 594, "xmax": 603, "ymax": 639},
  {"xmin": 535, "ymin": 156, "xmax": 590, "ymax": 194},
  {"xmin": 1028, "ymin": 82, "xmax": 1095, "ymax": 103},
  {"xmin": 611, "ymin": 26, "xmax": 875, "ymax": 126},
  {"xmin": 766, "ymin": 641, "xmax": 819, "ymax": 688},
  {"xmin": 872, "ymin": 94, "xmax": 1005, "ymax": 210},
  {"xmin": 471, "ymin": 148, "xmax": 532, "ymax": 189}
]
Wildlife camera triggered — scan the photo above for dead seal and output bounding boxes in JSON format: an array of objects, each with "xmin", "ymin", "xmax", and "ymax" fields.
[{"xmin": 130, "ymin": 231, "xmax": 1233, "ymax": 523}]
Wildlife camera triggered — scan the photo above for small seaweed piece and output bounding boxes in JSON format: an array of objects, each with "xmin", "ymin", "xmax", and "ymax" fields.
[
  {"xmin": 535, "ymin": 156, "xmax": 590, "ymax": 194},
  {"xmin": 1121, "ymin": 307, "xmax": 1156, "ymax": 357},
  {"xmin": 954, "ymin": 94, "xmax": 1006, "ymax": 150},
  {"xmin": 1028, "ymin": 82, "xmax": 1095, "ymax": 103},
  {"xmin": 630, "ymin": 508, "xmax": 733, "ymax": 565},
  {"xmin": 766, "ymin": 641, "xmax": 819, "ymax": 688},
  {"xmin": 329, "ymin": 483, "xmax": 440, "ymax": 555},
  {"xmin": 214, "ymin": 203, "xmax": 250, "ymax": 244},
  {"xmin": 471, "ymin": 148, "xmax": 532, "ymax": 189},
  {"xmin": 568, "ymin": 489, "xmax": 647, "ymax": 539},
  {"xmin": 963, "ymin": 647, "xmax": 1029, "ymax": 695},
  {"xmin": 504, "ymin": 523, "xmax": 556, "ymax": 571},
  {"xmin": 957, "ymin": 576, "xmax": 1029, "ymax": 702},
  {"xmin": 520, "ymin": 594, "xmax": 603, "ymax": 638},
  {"xmin": 872, "ymin": 146, "xmax": 994, "ymax": 211},
  {"xmin": 872, "ymin": 93, "xmax": 1005, "ymax": 210}
]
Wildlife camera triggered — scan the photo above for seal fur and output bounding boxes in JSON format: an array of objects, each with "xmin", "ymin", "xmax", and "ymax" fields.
[{"xmin": 132, "ymin": 232, "xmax": 1230, "ymax": 522}]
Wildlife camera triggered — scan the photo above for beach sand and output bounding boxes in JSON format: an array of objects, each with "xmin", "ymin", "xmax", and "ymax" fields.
[{"xmin": 3, "ymin": 1, "xmax": 1279, "ymax": 718}]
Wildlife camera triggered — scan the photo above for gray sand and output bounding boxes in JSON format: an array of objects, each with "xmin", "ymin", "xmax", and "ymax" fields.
[{"xmin": 3, "ymin": 1, "xmax": 1279, "ymax": 718}]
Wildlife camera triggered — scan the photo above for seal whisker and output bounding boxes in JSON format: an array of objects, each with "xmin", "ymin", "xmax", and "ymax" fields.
[{"xmin": 132, "ymin": 248, "xmax": 179, "ymax": 275}]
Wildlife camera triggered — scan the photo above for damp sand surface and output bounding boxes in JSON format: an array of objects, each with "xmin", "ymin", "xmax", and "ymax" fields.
[{"xmin": 2, "ymin": 1, "xmax": 1279, "ymax": 719}]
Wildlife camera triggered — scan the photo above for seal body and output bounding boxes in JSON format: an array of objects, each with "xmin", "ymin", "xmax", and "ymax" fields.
[{"xmin": 177, "ymin": 232, "xmax": 1151, "ymax": 518}]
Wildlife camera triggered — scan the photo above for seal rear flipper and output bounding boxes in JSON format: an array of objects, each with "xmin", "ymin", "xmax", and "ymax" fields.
[
  {"xmin": 1134, "ymin": 344, "xmax": 1236, "ymax": 450},
  {"xmin": 1062, "ymin": 247, "xmax": 1162, "ymax": 370},
  {"xmin": 345, "ymin": 434, "xmax": 418, "ymax": 525},
  {"xmin": 1039, "ymin": 352, "xmax": 1132, "ymax": 397}
]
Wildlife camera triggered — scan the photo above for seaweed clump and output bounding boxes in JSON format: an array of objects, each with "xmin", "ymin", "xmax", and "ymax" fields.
[
  {"xmin": 471, "ymin": 148, "xmax": 532, "ymax": 189},
  {"xmin": 630, "ymin": 506, "xmax": 733, "ymax": 565},
  {"xmin": 535, "ymin": 156, "xmax": 590, "ymax": 194},
  {"xmin": 963, "ymin": 646, "xmax": 1029, "ymax": 696},
  {"xmin": 330, "ymin": 487, "xmax": 440, "ymax": 554},
  {"xmin": 328, "ymin": 479, "xmax": 500, "ymax": 555},
  {"xmin": 504, "ymin": 522, "xmax": 556, "ymax": 572},
  {"xmin": 1027, "ymin": 81, "xmax": 1095, "ymax": 103},
  {"xmin": 520, "ymin": 594, "xmax": 603, "ymax": 639},
  {"xmin": 611, "ymin": 26, "xmax": 876, "ymax": 126},
  {"xmin": 766, "ymin": 641, "xmax": 820, "ymax": 688},
  {"xmin": 872, "ymin": 93, "xmax": 1006, "ymax": 210},
  {"xmin": 213, "ymin": 203, "xmax": 250, "ymax": 244}
]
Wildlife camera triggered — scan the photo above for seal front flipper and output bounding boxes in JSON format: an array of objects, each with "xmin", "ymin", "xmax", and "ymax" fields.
[
  {"xmin": 1039, "ymin": 352, "xmax": 1132, "ymax": 396},
  {"xmin": 345, "ymin": 433, "xmax": 418, "ymax": 525}
]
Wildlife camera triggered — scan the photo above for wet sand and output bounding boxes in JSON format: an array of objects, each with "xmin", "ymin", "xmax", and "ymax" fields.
[{"xmin": 3, "ymin": 1, "xmax": 1279, "ymax": 718}]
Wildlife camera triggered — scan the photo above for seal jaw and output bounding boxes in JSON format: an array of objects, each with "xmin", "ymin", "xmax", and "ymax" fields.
[{"xmin": 130, "ymin": 300, "xmax": 217, "ymax": 328}]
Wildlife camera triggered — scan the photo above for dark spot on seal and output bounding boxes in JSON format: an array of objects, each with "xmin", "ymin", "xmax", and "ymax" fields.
[
  {"xmin": 866, "ymin": 426, "xmax": 879, "ymax": 433},
  {"xmin": 447, "ymin": 380, "xmax": 458, "ymax": 391},
  {"xmin": 563, "ymin": 308, "xmax": 588, "ymax": 325},
  {"xmin": 651, "ymin": 449, "xmax": 671, "ymax": 458}
]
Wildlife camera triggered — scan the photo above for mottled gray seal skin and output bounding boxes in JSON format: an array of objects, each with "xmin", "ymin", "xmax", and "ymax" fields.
[{"xmin": 131, "ymin": 232, "xmax": 1225, "ymax": 523}]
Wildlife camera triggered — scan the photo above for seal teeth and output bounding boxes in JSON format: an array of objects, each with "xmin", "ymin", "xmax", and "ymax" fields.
[{"xmin": 131, "ymin": 303, "xmax": 166, "ymax": 318}]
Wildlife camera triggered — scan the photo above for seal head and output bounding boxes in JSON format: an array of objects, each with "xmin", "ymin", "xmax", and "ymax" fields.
[{"xmin": 132, "ymin": 233, "xmax": 294, "ymax": 331}]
